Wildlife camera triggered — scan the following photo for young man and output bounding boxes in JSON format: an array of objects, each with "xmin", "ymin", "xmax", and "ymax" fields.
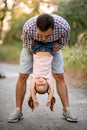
[{"xmin": 8, "ymin": 13, "xmax": 77, "ymax": 123}]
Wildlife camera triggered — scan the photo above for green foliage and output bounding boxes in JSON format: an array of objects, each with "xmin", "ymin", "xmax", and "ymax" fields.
[
  {"xmin": 4, "ymin": 15, "xmax": 26, "ymax": 44},
  {"xmin": 55, "ymin": 0, "xmax": 87, "ymax": 45},
  {"xmin": 0, "ymin": 41, "xmax": 22, "ymax": 64},
  {"xmin": 0, "ymin": 0, "xmax": 8, "ymax": 39},
  {"xmin": 32, "ymin": 0, "xmax": 39, "ymax": 13},
  {"xmin": 63, "ymin": 44, "xmax": 87, "ymax": 74},
  {"xmin": 4, "ymin": 13, "xmax": 38, "ymax": 45},
  {"xmin": 3, "ymin": 0, "xmax": 39, "ymax": 45}
]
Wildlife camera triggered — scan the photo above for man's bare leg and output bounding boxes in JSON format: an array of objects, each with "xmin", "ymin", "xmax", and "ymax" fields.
[
  {"xmin": 8, "ymin": 73, "xmax": 29, "ymax": 123},
  {"xmin": 53, "ymin": 73, "xmax": 69, "ymax": 110},
  {"xmin": 53, "ymin": 73, "xmax": 77, "ymax": 122},
  {"xmin": 16, "ymin": 73, "xmax": 29, "ymax": 109}
]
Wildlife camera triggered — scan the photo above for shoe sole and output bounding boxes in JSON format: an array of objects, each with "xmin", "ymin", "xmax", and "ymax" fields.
[
  {"xmin": 62, "ymin": 116, "xmax": 78, "ymax": 122},
  {"xmin": 8, "ymin": 115, "xmax": 23, "ymax": 123}
]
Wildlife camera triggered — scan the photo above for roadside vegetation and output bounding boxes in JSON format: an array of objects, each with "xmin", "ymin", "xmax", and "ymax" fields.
[
  {"xmin": 0, "ymin": 42, "xmax": 22, "ymax": 64},
  {"xmin": 63, "ymin": 44, "xmax": 87, "ymax": 75}
]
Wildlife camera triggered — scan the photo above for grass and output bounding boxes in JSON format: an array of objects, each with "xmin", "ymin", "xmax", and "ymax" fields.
[{"xmin": 0, "ymin": 42, "xmax": 22, "ymax": 64}]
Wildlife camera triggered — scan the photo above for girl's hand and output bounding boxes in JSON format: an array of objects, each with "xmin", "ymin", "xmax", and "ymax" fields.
[
  {"xmin": 34, "ymin": 100, "xmax": 39, "ymax": 107},
  {"xmin": 46, "ymin": 100, "xmax": 51, "ymax": 107}
]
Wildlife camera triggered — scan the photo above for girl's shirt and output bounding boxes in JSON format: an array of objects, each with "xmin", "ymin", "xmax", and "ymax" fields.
[{"xmin": 31, "ymin": 54, "xmax": 53, "ymax": 84}]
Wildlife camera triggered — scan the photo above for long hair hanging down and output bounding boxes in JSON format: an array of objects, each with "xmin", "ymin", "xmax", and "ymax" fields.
[
  {"xmin": 28, "ymin": 95, "xmax": 56, "ymax": 112},
  {"xmin": 28, "ymin": 96, "xmax": 34, "ymax": 112},
  {"xmin": 50, "ymin": 96, "xmax": 56, "ymax": 111}
]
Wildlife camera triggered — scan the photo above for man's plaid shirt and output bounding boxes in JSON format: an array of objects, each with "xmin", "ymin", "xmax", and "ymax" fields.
[{"xmin": 22, "ymin": 14, "xmax": 70, "ymax": 51}]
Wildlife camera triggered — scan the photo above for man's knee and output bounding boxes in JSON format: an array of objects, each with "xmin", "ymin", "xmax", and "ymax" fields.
[
  {"xmin": 18, "ymin": 73, "xmax": 29, "ymax": 82},
  {"xmin": 53, "ymin": 73, "xmax": 65, "ymax": 82}
]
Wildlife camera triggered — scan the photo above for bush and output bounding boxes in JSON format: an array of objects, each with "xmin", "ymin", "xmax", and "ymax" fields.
[
  {"xmin": 3, "ymin": 12, "xmax": 38, "ymax": 45},
  {"xmin": 63, "ymin": 43, "xmax": 87, "ymax": 75},
  {"xmin": 0, "ymin": 41, "xmax": 22, "ymax": 64},
  {"xmin": 55, "ymin": 0, "xmax": 87, "ymax": 45}
]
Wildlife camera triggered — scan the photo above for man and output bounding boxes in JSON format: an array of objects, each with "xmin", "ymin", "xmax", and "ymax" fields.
[{"xmin": 8, "ymin": 13, "xmax": 77, "ymax": 123}]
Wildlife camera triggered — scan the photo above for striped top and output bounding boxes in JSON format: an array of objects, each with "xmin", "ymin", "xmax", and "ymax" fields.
[{"xmin": 22, "ymin": 14, "xmax": 70, "ymax": 51}]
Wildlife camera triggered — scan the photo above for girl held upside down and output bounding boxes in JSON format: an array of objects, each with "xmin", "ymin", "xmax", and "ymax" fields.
[{"xmin": 28, "ymin": 40, "xmax": 56, "ymax": 111}]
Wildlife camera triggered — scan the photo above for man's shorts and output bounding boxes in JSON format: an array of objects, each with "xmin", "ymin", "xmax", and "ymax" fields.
[{"xmin": 19, "ymin": 48, "xmax": 64, "ymax": 74}]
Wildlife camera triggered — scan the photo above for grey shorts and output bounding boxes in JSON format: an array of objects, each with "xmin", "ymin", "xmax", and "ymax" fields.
[{"xmin": 19, "ymin": 48, "xmax": 64, "ymax": 74}]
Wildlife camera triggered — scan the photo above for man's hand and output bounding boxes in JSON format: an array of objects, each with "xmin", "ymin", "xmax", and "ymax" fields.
[
  {"xmin": 53, "ymin": 43, "xmax": 61, "ymax": 52},
  {"xmin": 34, "ymin": 99, "xmax": 39, "ymax": 107}
]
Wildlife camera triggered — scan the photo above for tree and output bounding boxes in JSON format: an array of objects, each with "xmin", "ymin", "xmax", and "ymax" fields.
[
  {"xmin": 3, "ymin": 0, "xmax": 40, "ymax": 44},
  {"xmin": 0, "ymin": 0, "xmax": 8, "ymax": 40},
  {"xmin": 55, "ymin": 0, "xmax": 87, "ymax": 45}
]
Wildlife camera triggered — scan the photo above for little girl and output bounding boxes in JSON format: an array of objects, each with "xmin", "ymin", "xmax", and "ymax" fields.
[{"xmin": 28, "ymin": 40, "xmax": 56, "ymax": 111}]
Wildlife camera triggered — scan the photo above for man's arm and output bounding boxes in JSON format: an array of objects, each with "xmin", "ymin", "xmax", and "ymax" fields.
[
  {"xmin": 53, "ymin": 26, "xmax": 70, "ymax": 52},
  {"xmin": 22, "ymin": 23, "xmax": 33, "ymax": 50}
]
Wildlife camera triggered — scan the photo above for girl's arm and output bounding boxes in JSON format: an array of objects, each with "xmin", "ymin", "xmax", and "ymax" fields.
[
  {"xmin": 46, "ymin": 81, "xmax": 54, "ymax": 107},
  {"xmin": 30, "ymin": 79, "xmax": 36, "ymax": 101},
  {"xmin": 30, "ymin": 79, "xmax": 39, "ymax": 107}
]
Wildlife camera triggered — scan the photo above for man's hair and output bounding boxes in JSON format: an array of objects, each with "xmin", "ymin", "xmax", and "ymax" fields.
[{"xmin": 36, "ymin": 13, "xmax": 54, "ymax": 31}]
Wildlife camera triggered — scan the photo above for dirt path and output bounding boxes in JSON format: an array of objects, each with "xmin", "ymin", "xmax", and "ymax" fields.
[{"xmin": 0, "ymin": 63, "xmax": 87, "ymax": 130}]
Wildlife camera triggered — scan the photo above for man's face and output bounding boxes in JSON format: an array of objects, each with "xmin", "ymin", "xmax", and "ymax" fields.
[{"xmin": 37, "ymin": 28, "xmax": 53, "ymax": 42}]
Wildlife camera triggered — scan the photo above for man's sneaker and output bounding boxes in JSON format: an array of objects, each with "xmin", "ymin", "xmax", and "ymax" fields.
[
  {"xmin": 8, "ymin": 110, "xmax": 23, "ymax": 123},
  {"xmin": 62, "ymin": 109, "xmax": 78, "ymax": 122}
]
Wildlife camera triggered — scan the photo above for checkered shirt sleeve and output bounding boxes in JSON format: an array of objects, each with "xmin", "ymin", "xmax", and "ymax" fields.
[
  {"xmin": 54, "ymin": 15, "xmax": 70, "ymax": 47},
  {"xmin": 22, "ymin": 24, "xmax": 32, "ymax": 50},
  {"xmin": 61, "ymin": 23, "xmax": 70, "ymax": 46}
]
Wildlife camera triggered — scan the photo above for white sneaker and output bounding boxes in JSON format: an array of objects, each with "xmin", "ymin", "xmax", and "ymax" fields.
[
  {"xmin": 8, "ymin": 110, "xmax": 23, "ymax": 123},
  {"xmin": 62, "ymin": 109, "xmax": 78, "ymax": 122}
]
